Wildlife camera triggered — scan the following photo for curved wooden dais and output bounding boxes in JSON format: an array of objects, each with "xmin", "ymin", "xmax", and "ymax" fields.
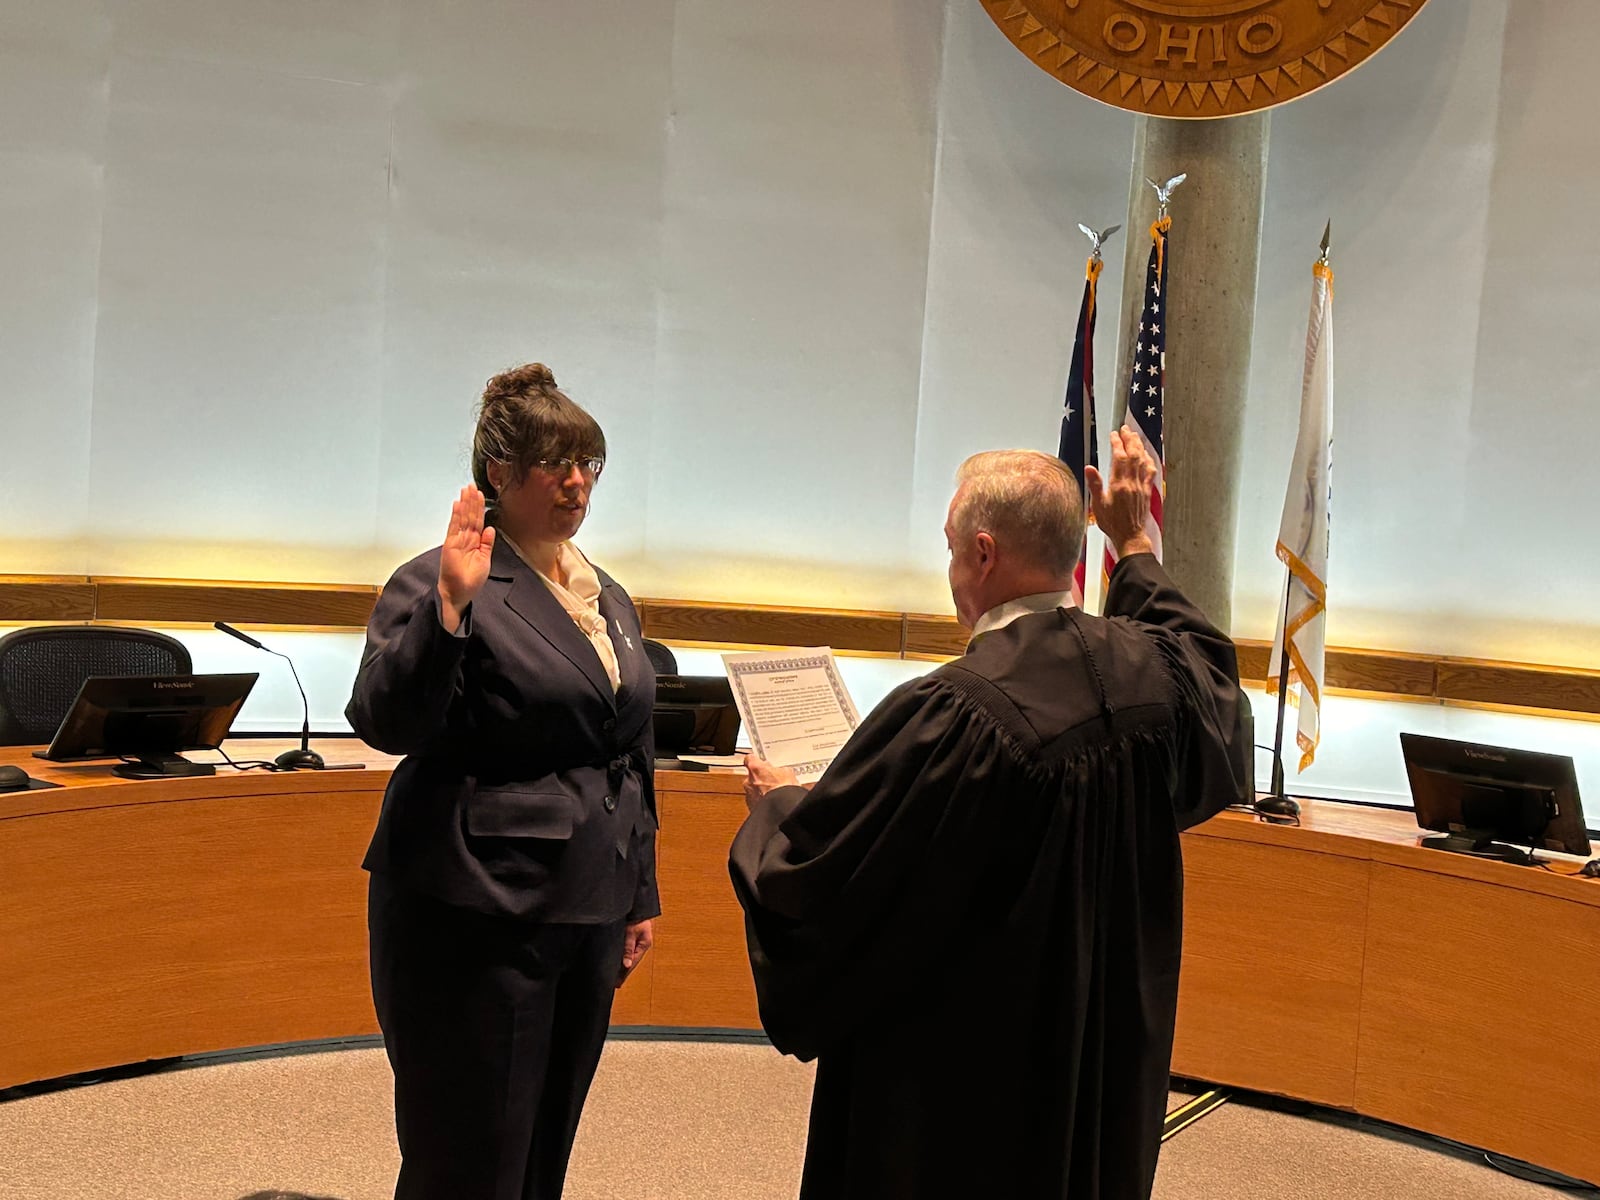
[{"xmin": 1, "ymin": 750, "xmax": 1595, "ymax": 1185}]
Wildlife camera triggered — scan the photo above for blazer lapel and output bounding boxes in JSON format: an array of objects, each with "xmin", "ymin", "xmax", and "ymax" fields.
[
  {"xmin": 494, "ymin": 540, "xmax": 616, "ymax": 706},
  {"xmin": 599, "ymin": 585, "xmax": 647, "ymax": 694}
]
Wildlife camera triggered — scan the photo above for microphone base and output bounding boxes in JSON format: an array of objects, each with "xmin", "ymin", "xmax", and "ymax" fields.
[{"xmin": 274, "ymin": 747, "xmax": 327, "ymax": 771}]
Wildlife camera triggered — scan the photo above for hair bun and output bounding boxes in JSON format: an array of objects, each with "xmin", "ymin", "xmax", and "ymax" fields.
[
  {"xmin": 485, "ymin": 362, "xmax": 557, "ymax": 400},
  {"xmin": 520, "ymin": 362, "xmax": 556, "ymax": 389}
]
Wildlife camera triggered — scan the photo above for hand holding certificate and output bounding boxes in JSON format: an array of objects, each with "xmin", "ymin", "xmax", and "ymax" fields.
[{"xmin": 722, "ymin": 648, "xmax": 860, "ymax": 784}]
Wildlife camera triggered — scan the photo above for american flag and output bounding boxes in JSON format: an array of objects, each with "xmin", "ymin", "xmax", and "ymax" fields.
[
  {"xmin": 1104, "ymin": 216, "xmax": 1169, "ymax": 585},
  {"xmin": 1057, "ymin": 255, "xmax": 1102, "ymax": 607}
]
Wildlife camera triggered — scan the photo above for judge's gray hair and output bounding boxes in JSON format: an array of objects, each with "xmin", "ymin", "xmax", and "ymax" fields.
[{"xmin": 952, "ymin": 450, "xmax": 1085, "ymax": 577}]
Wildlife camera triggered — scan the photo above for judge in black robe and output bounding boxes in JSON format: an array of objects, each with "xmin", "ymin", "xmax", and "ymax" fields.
[{"xmin": 730, "ymin": 432, "xmax": 1251, "ymax": 1200}]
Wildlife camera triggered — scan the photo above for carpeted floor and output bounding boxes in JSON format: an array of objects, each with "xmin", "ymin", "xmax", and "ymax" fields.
[{"xmin": 0, "ymin": 1040, "xmax": 1570, "ymax": 1199}]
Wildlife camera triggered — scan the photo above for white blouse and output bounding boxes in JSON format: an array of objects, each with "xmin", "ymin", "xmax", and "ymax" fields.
[{"xmin": 502, "ymin": 535, "xmax": 621, "ymax": 693}]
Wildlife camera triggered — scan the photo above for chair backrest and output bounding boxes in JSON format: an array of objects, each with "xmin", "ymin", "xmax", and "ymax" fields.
[
  {"xmin": 0, "ymin": 625, "xmax": 194, "ymax": 746},
  {"xmin": 643, "ymin": 638, "xmax": 678, "ymax": 677}
]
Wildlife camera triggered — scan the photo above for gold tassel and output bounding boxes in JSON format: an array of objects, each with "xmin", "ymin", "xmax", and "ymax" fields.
[{"xmin": 1151, "ymin": 215, "xmax": 1172, "ymax": 283}]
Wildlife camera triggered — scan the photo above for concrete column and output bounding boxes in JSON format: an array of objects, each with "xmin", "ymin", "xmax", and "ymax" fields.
[{"xmin": 1111, "ymin": 114, "xmax": 1269, "ymax": 633}]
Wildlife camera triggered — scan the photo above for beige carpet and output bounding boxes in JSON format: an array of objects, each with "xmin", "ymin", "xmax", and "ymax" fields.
[{"xmin": 0, "ymin": 1041, "xmax": 1569, "ymax": 1199}]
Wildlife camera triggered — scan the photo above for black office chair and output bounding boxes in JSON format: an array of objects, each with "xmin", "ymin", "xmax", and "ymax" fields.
[
  {"xmin": 643, "ymin": 638, "xmax": 678, "ymax": 677},
  {"xmin": 0, "ymin": 625, "xmax": 192, "ymax": 745}
]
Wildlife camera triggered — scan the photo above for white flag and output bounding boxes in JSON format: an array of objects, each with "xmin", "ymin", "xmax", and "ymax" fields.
[{"xmin": 1269, "ymin": 258, "xmax": 1333, "ymax": 772}]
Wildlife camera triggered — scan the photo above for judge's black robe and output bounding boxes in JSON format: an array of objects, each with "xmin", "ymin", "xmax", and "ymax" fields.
[{"xmin": 729, "ymin": 553, "xmax": 1251, "ymax": 1200}]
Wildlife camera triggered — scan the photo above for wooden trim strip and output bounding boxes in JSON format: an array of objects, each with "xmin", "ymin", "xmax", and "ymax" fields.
[
  {"xmin": 2, "ymin": 574, "xmax": 1598, "ymax": 718},
  {"xmin": 904, "ymin": 613, "xmax": 968, "ymax": 659},
  {"xmin": 1234, "ymin": 640, "xmax": 1438, "ymax": 699},
  {"xmin": 1436, "ymin": 660, "xmax": 1600, "ymax": 718},
  {"xmin": 0, "ymin": 577, "xmax": 95, "ymax": 623},
  {"xmin": 637, "ymin": 599, "xmax": 903, "ymax": 655},
  {"xmin": 92, "ymin": 579, "xmax": 381, "ymax": 629},
  {"xmin": 1235, "ymin": 641, "xmax": 1272, "ymax": 683}
]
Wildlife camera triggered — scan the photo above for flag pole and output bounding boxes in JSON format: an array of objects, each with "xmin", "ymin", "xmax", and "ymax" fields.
[
  {"xmin": 1268, "ymin": 568, "xmax": 1293, "ymax": 801},
  {"xmin": 1083, "ymin": 248, "xmax": 1096, "ymax": 528},
  {"xmin": 1258, "ymin": 221, "xmax": 1332, "ymax": 823},
  {"xmin": 1066, "ymin": 221, "xmax": 1118, "ymax": 609},
  {"xmin": 1080, "ymin": 226, "xmax": 1118, "ymax": 518}
]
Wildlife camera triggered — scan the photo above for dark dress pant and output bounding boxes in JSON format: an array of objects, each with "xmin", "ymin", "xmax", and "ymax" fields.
[{"xmin": 368, "ymin": 873, "xmax": 626, "ymax": 1200}]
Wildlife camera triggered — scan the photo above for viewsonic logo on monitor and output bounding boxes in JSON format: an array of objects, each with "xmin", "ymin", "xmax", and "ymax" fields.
[
  {"xmin": 152, "ymin": 680, "xmax": 196, "ymax": 690},
  {"xmin": 1464, "ymin": 748, "xmax": 1508, "ymax": 763}
]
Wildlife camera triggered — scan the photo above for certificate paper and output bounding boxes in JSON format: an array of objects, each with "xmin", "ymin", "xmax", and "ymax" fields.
[{"xmin": 722, "ymin": 648, "xmax": 861, "ymax": 784}]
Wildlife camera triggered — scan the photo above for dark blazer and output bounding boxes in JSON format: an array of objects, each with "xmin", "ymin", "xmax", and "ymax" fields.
[{"xmin": 348, "ymin": 538, "xmax": 659, "ymax": 924}]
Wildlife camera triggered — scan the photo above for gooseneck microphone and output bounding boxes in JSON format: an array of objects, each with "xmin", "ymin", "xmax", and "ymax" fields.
[{"xmin": 213, "ymin": 621, "xmax": 326, "ymax": 770}]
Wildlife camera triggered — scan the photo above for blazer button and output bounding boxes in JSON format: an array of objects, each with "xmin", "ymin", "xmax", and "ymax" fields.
[
  {"xmin": 603, "ymin": 719, "xmax": 616, "ymax": 734},
  {"xmin": 603, "ymin": 794, "xmax": 617, "ymax": 813}
]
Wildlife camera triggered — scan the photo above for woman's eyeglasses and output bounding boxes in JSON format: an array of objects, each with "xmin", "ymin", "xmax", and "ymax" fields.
[{"xmin": 533, "ymin": 457, "xmax": 605, "ymax": 480}]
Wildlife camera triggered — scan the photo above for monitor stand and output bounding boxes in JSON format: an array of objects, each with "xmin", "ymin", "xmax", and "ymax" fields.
[
  {"xmin": 113, "ymin": 754, "xmax": 217, "ymax": 780},
  {"xmin": 1420, "ymin": 830, "xmax": 1535, "ymax": 866}
]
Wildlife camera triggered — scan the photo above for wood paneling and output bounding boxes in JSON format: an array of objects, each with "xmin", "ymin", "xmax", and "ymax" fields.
[
  {"xmin": 0, "ymin": 781, "xmax": 385, "ymax": 1089},
  {"xmin": 1358, "ymin": 864, "xmax": 1600, "ymax": 1185},
  {"xmin": 6, "ymin": 748, "xmax": 1600, "ymax": 1185},
  {"xmin": 1234, "ymin": 639, "xmax": 1439, "ymax": 698},
  {"xmin": 1325, "ymin": 648, "xmax": 1439, "ymax": 697},
  {"xmin": 0, "ymin": 745, "xmax": 694, "ymax": 1090},
  {"xmin": 1195, "ymin": 800, "xmax": 1420, "ymax": 853},
  {"xmin": 611, "ymin": 953, "xmax": 654, "ymax": 1025},
  {"xmin": 638, "ymin": 599, "xmax": 903, "ymax": 655},
  {"xmin": 1234, "ymin": 640, "xmax": 1272, "ymax": 683},
  {"xmin": 648, "ymin": 784, "xmax": 761, "ymax": 1029},
  {"xmin": 92, "ymin": 578, "xmax": 380, "ymax": 629},
  {"xmin": 903, "ymin": 613, "xmax": 968, "ymax": 658},
  {"xmin": 1173, "ymin": 837, "xmax": 1370, "ymax": 1108},
  {"xmin": 1437, "ymin": 659, "xmax": 1600, "ymax": 717},
  {"xmin": 0, "ymin": 577, "xmax": 94, "ymax": 623},
  {"xmin": 0, "ymin": 739, "xmax": 393, "ymax": 821}
]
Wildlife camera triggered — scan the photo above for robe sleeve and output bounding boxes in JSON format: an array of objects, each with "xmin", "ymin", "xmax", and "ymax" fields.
[
  {"xmin": 1104, "ymin": 553, "xmax": 1253, "ymax": 829},
  {"xmin": 728, "ymin": 676, "xmax": 1003, "ymax": 1060}
]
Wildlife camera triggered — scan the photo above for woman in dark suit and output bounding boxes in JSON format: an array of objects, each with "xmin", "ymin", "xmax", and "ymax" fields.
[{"xmin": 347, "ymin": 363, "xmax": 658, "ymax": 1200}]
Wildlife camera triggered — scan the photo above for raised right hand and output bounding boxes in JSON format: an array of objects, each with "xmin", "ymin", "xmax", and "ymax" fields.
[
  {"xmin": 1084, "ymin": 426, "xmax": 1157, "ymax": 560},
  {"xmin": 438, "ymin": 484, "xmax": 496, "ymax": 632}
]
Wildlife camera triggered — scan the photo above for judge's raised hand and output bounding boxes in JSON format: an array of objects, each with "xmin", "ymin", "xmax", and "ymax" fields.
[
  {"xmin": 743, "ymin": 753, "xmax": 800, "ymax": 810},
  {"xmin": 1084, "ymin": 426, "xmax": 1157, "ymax": 560},
  {"xmin": 437, "ymin": 484, "xmax": 496, "ymax": 633}
]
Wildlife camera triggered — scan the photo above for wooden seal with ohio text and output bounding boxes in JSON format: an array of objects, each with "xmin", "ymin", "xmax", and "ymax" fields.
[{"xmin": 980, "ymin": 0, "xmax": 1432, "ymax": 119}]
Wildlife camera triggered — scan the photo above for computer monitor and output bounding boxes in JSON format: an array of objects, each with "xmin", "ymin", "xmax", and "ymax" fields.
[
  {"xmin": 1400, "ymin": 733, "xmax": 1591, "ymax": 864},
  {"xmin": 653, "ymin": 674, "xmax": 740, "ymax": 758},
  {"xmin": 35, "ymin": 673, "xmax": 259, "ymax": 779}
]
